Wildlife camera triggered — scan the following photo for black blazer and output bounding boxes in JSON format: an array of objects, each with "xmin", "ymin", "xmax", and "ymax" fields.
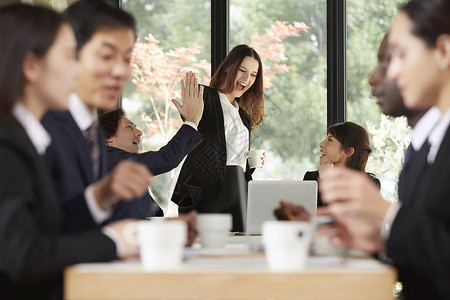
[
  {"xmin": 42, "ymin": 111, "xmax": 108, "ymax": 232},
  {"xmin": 303, "ymin": 170, "xmax": 380, "ymax": 207},
  {"xmin": 0, "ymin": 117, "xmax": 116, "ymax": 300},
  {"xmin": 172, "ymin": 86, "xmax": 253, "ymax": 212},
  {"xmin": 105, "ymin": 124, "xmax": 202, "ymax": 221},
  {"xmin": 387, "ymin": 123, "xmax": 450, "ymax": 299}
]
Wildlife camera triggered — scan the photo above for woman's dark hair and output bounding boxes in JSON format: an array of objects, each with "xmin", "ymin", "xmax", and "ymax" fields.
[
  {"xmin": 210, "ymin": 44, "xmax": 264, "ymax": 130},
  {"xmin": 99, "ymin": 108, "xmax": 125, "ymax": 139},
  {"xmin": 64, "ymin": 0, "xmax": 137, "ymax": 53},
  {"xmin": 400, "ymin": 0, "xmax": 450, "ymax": 48},
  {"xmin": 328, "ymin": 122, "xmax": 373, "ymax": 172},
  {"xmin": 0, "ymin": 4, "xmax": 65, "ymax": 118}
]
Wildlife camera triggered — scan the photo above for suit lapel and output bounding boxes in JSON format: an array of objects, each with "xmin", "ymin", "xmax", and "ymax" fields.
[
  {"xmin": 412, "ymin": 124, "xmax": 450, "ymax": 218},
  {"xmin": 62, "ymin": 114, "xmax": 94, "ymax": 184},
  {"xmin": 401, "ymin": 141, "xmax": 431, "ymax": 205}
]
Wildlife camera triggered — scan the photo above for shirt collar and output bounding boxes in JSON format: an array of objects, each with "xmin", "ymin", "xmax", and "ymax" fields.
[
  {"xmin": 12, "ymin": 103, "xmax": 51, "ymax": 155},
  {"xmin": 427, "ymin": 108, "xmax": 450, "ymax": 164},
  {"xmin": 69, "ymin": 93, "xmax": 98, "ymax": 132},
  {"xmin": 218, "ymin": 92, "xmax": 239, "ymax": 109},
  {"xmin": 410, "ymin": 106, "xmax": 441, "ymax": 151}
]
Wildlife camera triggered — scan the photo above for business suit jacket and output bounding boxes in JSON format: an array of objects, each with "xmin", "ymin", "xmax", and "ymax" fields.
[
  {"xmin": 172, "ymin": 86, "xmax": 253, "ymax": 213},
  {"xmin": 105, "ymin": 124, "xmax": 202, "ymax": 221},
  {"xmin": 303, "ymin": 170, "xmax": 380, "ymax": 207},
  {"xmin": 42, "ymin": 111, "xmax": 108, "ymax": 232},
  {"xmin": 0, "ymin": 117, "xmax": 116, "ymax": 300},
  {"xmin": 387, "ymin": 124, "xmax": 450, "ymax": 299}
]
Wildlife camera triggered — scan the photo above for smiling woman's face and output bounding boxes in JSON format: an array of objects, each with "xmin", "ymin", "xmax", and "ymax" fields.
[
  {"xmin": 387, "ymin": 12, "xmax": 442, "ymax": 111},
  {"xmin": 226, "ymin": 56, "xmax": 259, "ymax": 101},
  {"xmin": 319, "ymin": 134, "xmax": 347, "ymax": 167}
]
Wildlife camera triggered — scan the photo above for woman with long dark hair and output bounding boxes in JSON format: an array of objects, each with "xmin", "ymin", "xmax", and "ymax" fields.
[
  {"xmin": 0, "ymin": 5, "xmax": 143, "ymax": 299},
  {"xmin": 172, "ymin": 44, "xmax": 264, "ymax": 232}
]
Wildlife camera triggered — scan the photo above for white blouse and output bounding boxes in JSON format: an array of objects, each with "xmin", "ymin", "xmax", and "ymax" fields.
[{"xmin": 218, "ymin": 92, "xmax": 249, "ymax": 172}]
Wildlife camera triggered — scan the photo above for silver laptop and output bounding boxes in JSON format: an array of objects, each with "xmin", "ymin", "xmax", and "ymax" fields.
[{"xmin": 245, "ymin": 180, "xmax": 318, "ymax": 234}]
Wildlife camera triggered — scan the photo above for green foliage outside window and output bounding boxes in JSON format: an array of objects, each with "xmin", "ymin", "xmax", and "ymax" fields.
[{"xmin": 123, "ymin": 0, "xmax": 409, "ymax": 210}]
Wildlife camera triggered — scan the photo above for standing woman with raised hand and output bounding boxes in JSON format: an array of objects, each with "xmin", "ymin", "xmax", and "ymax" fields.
[
  {"xmin": 172, "ymin": 44, "xmax": 265, "ymax": 232},
  {"xmin": 0, "ymin": 5, "xmax": 141, "ymax": 299}
]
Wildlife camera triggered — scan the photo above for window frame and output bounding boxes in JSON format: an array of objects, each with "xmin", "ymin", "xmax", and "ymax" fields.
[{"xmin": 117, "ymin": 0, "xmax": 347, "ymax": 127}]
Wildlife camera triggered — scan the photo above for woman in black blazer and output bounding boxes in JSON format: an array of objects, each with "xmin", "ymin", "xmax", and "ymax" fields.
[
  {"xmin": 172, "ymin": 45, "xmax": 265, "ymax": 232},
  {"xmin": 318, "ymin": 1, "xmax": 450, "ymax": 297},
  {"xmin": 0, "ymin": 5, "xmax": 139, "ymax": 299}
]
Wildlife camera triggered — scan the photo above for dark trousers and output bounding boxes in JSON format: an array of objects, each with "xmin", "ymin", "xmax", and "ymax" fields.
[{"xmin": 194, "ymin": 165, "xmax": 247, "ymax": 232}]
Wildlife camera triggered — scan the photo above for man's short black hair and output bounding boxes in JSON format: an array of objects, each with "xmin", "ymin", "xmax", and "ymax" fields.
[
  {"xmin": 99, "ymin": 108, "xmax": 125, "ymax": 140},
  {"xmin": 63, "ymin": 0, "xmax": 136, "ymax": 52}
]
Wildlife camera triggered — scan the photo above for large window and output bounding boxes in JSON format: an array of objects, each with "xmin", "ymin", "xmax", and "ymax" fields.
[
  {"xmin": 347, "ymin": 0, "xmax": 407, "ymax": 201},
  {"xmin": 122, "ymin": 0, "xmax": 410, "ymax": 210},
  {"xmin": 122, "ymin": 0, "xmax": 211, "ymax": 213},
  {"xmin": 230, "ymin": 0, "xmax": 328, "ymax": 180},
  {"xmin": 2, "ymin": 0, "xmax": 79, "ymax": 10}
]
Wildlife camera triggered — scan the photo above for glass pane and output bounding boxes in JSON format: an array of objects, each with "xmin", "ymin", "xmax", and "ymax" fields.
[
  {"xmin": 8, "ymin": 0, "xmax": 78, "ymax": 10},
  {"xmin": 347, "ymin": 0, "xmax": 407, "ymax": 201},
  {"xmin": 122, "ymin": 0, "xmax": 211, "ymax": 213},
  {"xmin": 230, "ymin": 0, "xmax": 327, "ymax": 180}
]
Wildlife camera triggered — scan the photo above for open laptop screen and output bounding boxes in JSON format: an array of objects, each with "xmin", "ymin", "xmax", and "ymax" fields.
[{"xmin": 245, "ymin": 180, "xmax": 318, "ymax": 234}]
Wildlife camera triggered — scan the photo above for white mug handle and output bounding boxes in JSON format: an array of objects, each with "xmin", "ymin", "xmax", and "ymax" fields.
[
  {"xmin": 123, "ymin": 222, "xmax": 139, "ymax": 246},
  {"xmin": 244, "ymin": 151, "xmax": 250, "ymax": 158}
]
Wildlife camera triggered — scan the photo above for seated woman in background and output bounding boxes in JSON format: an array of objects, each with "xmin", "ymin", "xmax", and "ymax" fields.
[
  {"xmin": 305, "ymin": 121, "xmax": 380, "ymax": 207},
  {"xmin": 275, "ymin": 121, "xmax": 379, "ymax": 220}
]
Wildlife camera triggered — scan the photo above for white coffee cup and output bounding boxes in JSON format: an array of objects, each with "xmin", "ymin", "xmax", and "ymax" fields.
[
  {"xmin": 124, "ymin": 220, "xmax": 186, "ymax": 270},
  {"xmin": 195, "ymin": 213, "xmax": 232, "ymax": 248},
  {"xmin": 244, "ymin": 150, "xmax": 265, "ymax": 168},
  {"xmin": 262, "ymin": 221, "xmax": 312, "ymax": 271}
]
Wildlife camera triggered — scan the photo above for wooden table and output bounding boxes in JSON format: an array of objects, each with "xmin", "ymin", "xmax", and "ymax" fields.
[{"xmin": 65, "ymin": 248, "xmax": 397, "ymax": 300}]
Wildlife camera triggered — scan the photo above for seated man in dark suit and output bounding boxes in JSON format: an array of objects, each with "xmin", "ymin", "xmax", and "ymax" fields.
[
  {"xmin": 41, "ymin": 0, "xmax": 149, "ymax": 233},
  {"xmin": 99, "ymin": 73, "xmax": 204, "ymax": 221},
  {"xmin": 42, "ymin": 0, "xmax": 198, "ymax": 232}
]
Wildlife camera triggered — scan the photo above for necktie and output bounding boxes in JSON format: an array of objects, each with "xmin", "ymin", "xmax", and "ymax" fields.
[
  {"xmin": 398, "ymin": 143, "xmax": 416, "ymax": 201},
  {"xmin": 404, "ymin": 143, "xmax": 415, "ymax": 166},
  {"xmin": 85, "ymin": 124, "xmax": 100, "ymax": 180}
]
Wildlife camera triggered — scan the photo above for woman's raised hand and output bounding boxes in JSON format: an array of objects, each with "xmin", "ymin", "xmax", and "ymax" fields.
[{"xmin": 171, "ymin": 71, "xmax": 204, "ymax": 126}]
